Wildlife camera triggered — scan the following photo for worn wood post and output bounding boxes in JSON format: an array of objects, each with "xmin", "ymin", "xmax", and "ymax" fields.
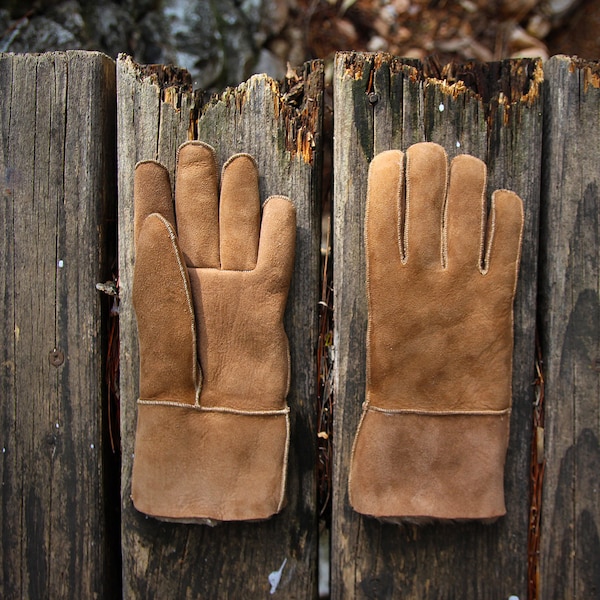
[
  {"xmin": 332, "ymin": 51, "xmax": 542, "ymax": 598},
  {"xmin": 539, "ymin": 55, "xmax": 600, "ymax": 599},
  {"xmin": 117, "ymin": 55, "xmax": 323, "ymax": 598},
  {"xmin": 0, "ymin": 51, "xmax": 117, "ymax": 598}
]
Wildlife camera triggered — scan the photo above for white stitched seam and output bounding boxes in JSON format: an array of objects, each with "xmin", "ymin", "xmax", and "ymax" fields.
[
  {"xmin": 276, "ymin": 412, "xmax": 291, "ymax": 513},
  {"xmin": 177, "ymin": 140, "xmax": 217, "ymax": 170},
  {"xmin": 348, "ymin": 404, "xmax": 369, "ymax": 506},
  {"xmin": 481, "ymin": 192, "xmax": 497, "ymax": 275},
  {"xmin": 137, "ymin": 399, "xmax": 289, "ymax": 416},
  {"xmin": 222, "ymin": 152, "xmax": 258, "ymax": 174},
  {"xmin": 365, "ymin": 405, "xmax": 511, "ymax": 416},
  {"xmin": 403, "ymin": 150, "xmax": 410, "ymax": 265},
  {"xmin": 440, "ymin": 146, "xmax": 449, "ymax": 269},
  {"xmin": 398, "ymin": 152, "xmax": 407, "ymax": 263},
  {"xmin": 478, "ymin": 164, "xmax": 488, "ymax": 273}
]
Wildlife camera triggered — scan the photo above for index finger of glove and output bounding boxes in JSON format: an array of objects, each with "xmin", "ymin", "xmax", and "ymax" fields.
[
  {"xmin": 256, "ymin": 196, "xmax": 296, "ymax": 292},
  {"xmin": 366, "ymin": 150, "xmax": 405, "ymax": 276},
  {"xmin": 405, "ymin": 142, "xmax": 447, "ymax": 269},
  {"xmin": 175, "ymin": 141, "xmax": 220, "ymax": 268},
  {"xmin": 485, "ymin": 190, "xmax": 524, "ymax": 288},
  {"xmin": 134, "ymin": 160, "xmax": 175, "ymax": 250}
]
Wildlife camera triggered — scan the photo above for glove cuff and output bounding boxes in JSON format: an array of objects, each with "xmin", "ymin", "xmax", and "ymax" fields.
[
  {"xmin": 131, "ymin": 403, "xmax": 289, "ymax": 523},
  {"xmin": 349, "ymin": 404, "xmax": 510, "ymax": 521}
]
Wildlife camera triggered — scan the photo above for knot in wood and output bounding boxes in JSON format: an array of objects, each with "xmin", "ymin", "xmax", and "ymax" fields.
[{"xmin": 49, "ymin": 348, "xmax": 64, "ymax": 368}]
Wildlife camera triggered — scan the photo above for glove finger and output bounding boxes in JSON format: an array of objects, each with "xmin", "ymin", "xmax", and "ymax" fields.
[
  {"xmin": 445, "ymin": 154, "xmax": 487, "ymax": 272},
  {"xmin": 256, "ymin": 196, "xmax": 296, "ymax": 291},
  {"xmin": 405, "ymin": 142, "xmax": 447, "ymax": 269},
  {"xmin": 175, "ymin": 141, "xmax": 220, "ymax": 268},
  {"xmin": 134, "ymin": 160, "xmax": 175, "ymax": 250},
  {"xmin": 366, "ymin": 150, "xmax": 405, "ymax": 277},
  {"xmin": 219, "ymin": 154, "xmax": 261, "ymax": 270},
  {"xmin": 133, "ymin": 213, "xmax": 200, "ymax": 404},
  {"xmin": 484, "ymin": 190, "xmax": 524, "ymax": 286}
]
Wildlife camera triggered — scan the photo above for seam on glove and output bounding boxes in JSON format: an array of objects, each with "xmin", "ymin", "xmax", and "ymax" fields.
[
  {"xmin": 276, "ymin": 412, "xmax": 291, "ymax": 513},
  {"xmin": 398, "ymin": 153, "xmax": 408, "ymax": 265},
  {"xmin": 404, "ymin": 150, "xmax": 413, "ymax": 265},
  {"xmin": 222, "ymin": 152, "xmax": 258, "ymax": 174},
  {"xmin": 137, "ymin": 398, "xmax": 289, "ymax": 415},
  {"xmin": 364, "ymin": 403, "xmax": 511, "ymax": 416},
  {"xmin": 348, "ymin": 407, "xmax": 368, "ymax": 507},
  {"xmin": 398, "ymin": 153, "xmax": 407, "ymax": 265},
  {"xmin": 477, "ymin": 161, "xmax": 489, "ymax": 273},
  {"xmin": 177, "ymin": 140, "xmax": 217, "ymax": 172},
  {"xmin": 481, "ymin": 194, "xmax": 496, "ymax": 276}
]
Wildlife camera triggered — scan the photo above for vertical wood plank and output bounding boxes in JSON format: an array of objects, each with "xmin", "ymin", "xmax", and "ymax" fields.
[
  {"xmin": 0, "ymin": 51, "xmax": 117, "ymax": 598},
  {"xmin": 332, "ymin": 52, "xmax": 542, "ymax": 599},
  {"xmin": 117, "ymin": 55, "xmax": 323, "ymax": 599},
  {"xmin": 539, "ymin": 55, "xmax": 600, "ymax": 599}
]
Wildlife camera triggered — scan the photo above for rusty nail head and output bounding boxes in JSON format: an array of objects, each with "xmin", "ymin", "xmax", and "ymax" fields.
[
  {"xmin": 49, "ymin": 348, "xmax": 64, "ymax": 367},
  {"xmin": 368, "ymin": 92, "xmax": 379, "ymax": 105}
]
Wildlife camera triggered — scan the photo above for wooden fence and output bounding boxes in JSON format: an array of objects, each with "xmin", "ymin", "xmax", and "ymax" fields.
[{"xmin": 0, "ymin": 50, "xmax": 598, "ymax": 599}]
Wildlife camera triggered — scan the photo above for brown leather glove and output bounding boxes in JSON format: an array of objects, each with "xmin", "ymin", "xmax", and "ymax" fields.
[
  {"xmin": 131, "ymin": 141, "xmax": 296, "ymax": 522},
  {"xmin": 349, "ymin": 142, "xmax": 524, "ymax": 521}
]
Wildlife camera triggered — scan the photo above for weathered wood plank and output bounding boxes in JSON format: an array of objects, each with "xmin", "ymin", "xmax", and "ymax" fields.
[
  {"xmin": 332, "ymin": 51, "xmax": 542, "ymax": 599},
  {"xmin": 117, "ymin": 55, "xmax": 323, "ymax": 599},
  {"xmin": 0, "ymin": 51, "xmax": 117, "ymax": 598},
  {"xmin": 539, "ymin": 55, "xmax": 600, "ymax": 599}
]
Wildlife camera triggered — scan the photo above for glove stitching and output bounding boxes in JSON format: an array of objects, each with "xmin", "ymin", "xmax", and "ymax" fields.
[
  {"xmin": 222, "ymin": 152, "xmax": 258, "ymax": 174},
  {"xmin": 403, "ymin": 150, "xmax": 411, "ymax": 266},
  {"xmin": 276, "ymin": 412, "xmax": 291, "ymax": 513},
  {"xmin": 137, "ymin": 398, "xmax": 289, "ymax": 416},
  {"xmin": 364, "ymin": 404, "xmax": 511, "ymax": 416},
  {"xmin": 481, "ymin": 193, "xmax": 496, "ymax": 276},
  {"xmin": 478, "ymin": 161, "xmax": 489, "ymax": 273},
  {"xmin": 176, "ymin": 140, "xmax": 217, "ymax": 170},
  {"xmin": 439, "ymin": 147, "xmax": 449, "ymax": 270}
]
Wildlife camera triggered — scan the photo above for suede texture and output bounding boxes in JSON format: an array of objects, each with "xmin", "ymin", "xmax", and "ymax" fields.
[
  {"xmin": 131, "ymin": 141, "xmax": 296, "ymax": 522},
  {"xmin": 132, "ymin": 406, "xmax": 289, "ymax": 521},
  {"xmin": 349, "ymin": 142, "xmax": 524, "ymax": 521}
]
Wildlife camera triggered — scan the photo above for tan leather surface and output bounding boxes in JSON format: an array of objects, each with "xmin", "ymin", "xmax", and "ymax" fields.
[
  {"xmin": 131, "ymin": 141, "xmax": 296, "ymax": 522},
  {"xmin": 132, "ymin": 405, "xmax": 289, "ymax": 522},
  {"xmin": 349, "ymin": 142, "xmax": 524, "ymax": 521}
]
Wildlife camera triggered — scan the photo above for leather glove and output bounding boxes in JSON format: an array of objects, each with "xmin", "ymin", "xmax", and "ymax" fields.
[
  {"xmin": 131, "ymin": 141, "xmax": 296, "ymax": 522},
  {"xmin": 349, "ymin": 142, "xmax": 524, "ymax": 521}
]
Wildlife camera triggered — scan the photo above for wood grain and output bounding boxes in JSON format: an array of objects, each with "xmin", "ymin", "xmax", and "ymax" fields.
[
  {"xmin": 4, "ymin": 49, "xmax": 598, "ymax": 598},
  {"xmin": 117, "ymin": 55, "xmax": 323, "ymax": 599},
  {"xmin": 331, "ymin": 52, "xmax": 542, "ymax": 599},
  {"xmin": 539, "ymin": 55, "xmax": 600, "ymax": 600},
  {"xmin": 0, "ymin": 51, "xmax": 117, "ymax": 598}
]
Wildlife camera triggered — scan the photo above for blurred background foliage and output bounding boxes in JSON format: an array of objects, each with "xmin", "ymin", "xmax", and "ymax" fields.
[{"xmin": 0, "ymin": 0, "xmax": 598, "ymax": 91}]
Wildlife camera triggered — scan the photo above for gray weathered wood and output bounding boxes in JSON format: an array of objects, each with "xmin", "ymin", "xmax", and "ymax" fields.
[
  {"xmin": 117, "ymin": 55, "xmax": 323, "ymax": 599},
  {"xmin": 332, "ymin": 52, "xmax": 542, "ymax": 599},
  {"xmin": 0, "ymin": 51, "xmax": 117, "ymax": 598},
  {"xmin": 539, "ymin": 55, "xmax": 600, "ymax": 599}
]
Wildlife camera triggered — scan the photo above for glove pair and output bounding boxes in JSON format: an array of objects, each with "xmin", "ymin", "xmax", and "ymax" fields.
[{"xmin": 131, "ymin": 141, "xmax": 523, "ymax": 523}]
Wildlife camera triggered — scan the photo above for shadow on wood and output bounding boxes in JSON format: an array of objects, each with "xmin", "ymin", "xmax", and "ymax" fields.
[{"xmin": 539, "ymin": 55, "xmax": 600, "ymax": 600}]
